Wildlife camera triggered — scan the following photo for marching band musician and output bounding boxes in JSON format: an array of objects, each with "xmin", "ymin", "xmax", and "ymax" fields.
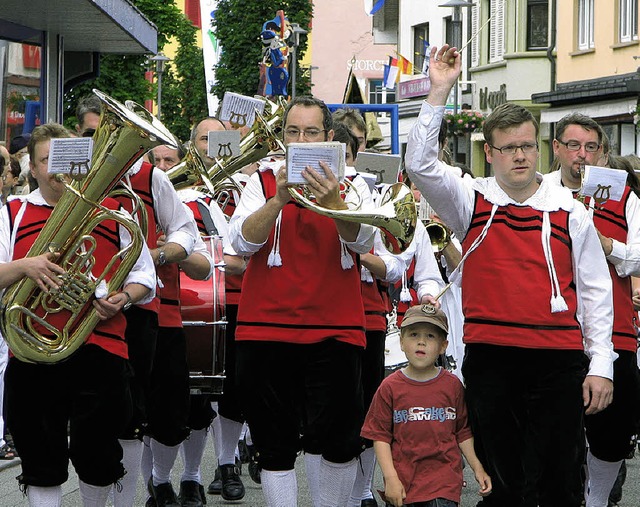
[
  {"xmin": 146, "ymin": 138, "xmax": 246, "ymax": 507},
  {"xmin": 545, "ymin": 113, "xmax": 640, "ymax": 507},
  {"xmin": 405, "ymin": 45, "xmax": 615, "ymax": 506},
  {"xmin": 110, "ymin": 151, "xmax": 198, "ymax": 507},
  {"xmin": 190, "ymin": 116, "xmax": 251, "ymax": 500},
  {"xmin": 0, "ymin": 123, "xmax": 156, "ymax": 507},
  {"xmin": 229, "ymin": 96, "xmax": 376, "ymax": 506}
]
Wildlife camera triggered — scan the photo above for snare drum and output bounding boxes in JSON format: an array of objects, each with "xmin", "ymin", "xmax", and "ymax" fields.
[
  {"xmin": 181, "ymin": 235, "xmax": 226, "ymax": 395},
  {"xmin": 384, "ymin": 330, "xmax": 408, "ymax": 373}
]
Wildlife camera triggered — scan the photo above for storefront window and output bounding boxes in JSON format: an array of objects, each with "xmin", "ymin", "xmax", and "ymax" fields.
[{"xmin": 0, "ymin": 20, "xmax": 43, "ymax": 146}]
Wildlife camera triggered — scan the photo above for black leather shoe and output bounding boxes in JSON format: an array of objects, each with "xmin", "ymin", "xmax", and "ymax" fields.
[
  {"xmin": 178, "ymin": 480, "xmax": 205, "ymax": 507},
  {"xmin": 149, "ymin": 478, "xmax": 180, "ymax": 507},
  {"xmin": 220, "ymin": 463, "xmax": 245, "ymax": 501},
  {"xmin": 206, "ymin": 467, "xmax": 221, "ymax": 495},
  {"xmin": 361, "ymin": 498, "xmax": 378, "ymax": 506}
]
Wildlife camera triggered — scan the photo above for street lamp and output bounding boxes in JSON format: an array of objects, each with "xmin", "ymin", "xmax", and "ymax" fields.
[
  {"xmin": 289, "ymin": 23, "xmax": 308, "ymax": 100},
  {"xmin": 149, "ymin": 52, "xmax": 171, "ymax": 119},
  {"xmin": 438, "ymin": 0, "xmax": 475, "ymax": 163}
]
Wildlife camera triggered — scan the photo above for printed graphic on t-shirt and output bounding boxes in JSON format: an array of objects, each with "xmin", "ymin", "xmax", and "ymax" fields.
[{"xmin": 394, "ymin": 406, "xmax": 457, "ymax": 423}]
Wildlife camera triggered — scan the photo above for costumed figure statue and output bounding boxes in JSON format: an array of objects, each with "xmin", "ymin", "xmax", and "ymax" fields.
[{"xmin": 258, "ymin": 10, "xmax": 292, "ymax": 98}]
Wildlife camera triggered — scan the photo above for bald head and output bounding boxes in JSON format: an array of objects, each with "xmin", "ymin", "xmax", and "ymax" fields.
[{"xmin": 191, "ymin": 117, "xmax": 226, "ymax": 169}]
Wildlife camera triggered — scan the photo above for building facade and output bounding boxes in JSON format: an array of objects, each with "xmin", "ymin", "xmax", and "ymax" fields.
[
  {"xmin": 532, "ymin": 0, "xmax": 640, "ymax": 161},
  {"xmin": 0, "ymin": 0, "xmax": 156, "ymax": 144}
]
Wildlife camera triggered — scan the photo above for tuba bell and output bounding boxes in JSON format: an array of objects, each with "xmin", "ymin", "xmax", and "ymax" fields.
[
  {"xmin": 289, "ymin": 182, "xmax": 417, "ymax": 254},
  {"xmin": 0, "ymin": 89, "xmax": 177, "ymax": 364}
]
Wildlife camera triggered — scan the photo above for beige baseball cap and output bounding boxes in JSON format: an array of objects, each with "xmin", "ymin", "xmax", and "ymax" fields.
[{"xmin": 400, "ymin": 304, "xmax": 449, "ymax": 334}]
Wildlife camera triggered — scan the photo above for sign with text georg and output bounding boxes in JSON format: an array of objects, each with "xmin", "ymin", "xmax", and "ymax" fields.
[{"xmin": 397, "ymin": 77, "xmax": 430, "ymax": 100}]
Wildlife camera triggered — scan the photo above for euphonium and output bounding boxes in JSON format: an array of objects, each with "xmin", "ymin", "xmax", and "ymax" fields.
[
  {"xmin": 0, "ymin": 89, "xmax": 177, "ymax": 364},
  {"xmin": 208, "ymin": 102, "xmax": 286, "ymax": 191},
  {"xmin": 166, "ymin": 141, "xmax": 214, "ymax": 193},
  {"xmin": 288, "ymin": 182, "xmax": 417, "ymax": 254}
]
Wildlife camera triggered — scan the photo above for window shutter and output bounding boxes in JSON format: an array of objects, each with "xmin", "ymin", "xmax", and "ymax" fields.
[
  {"xmin": 471, "ymin": 4, "xmax": 480, "ymax": 67},
  {"xmin": 490, "ymin": 0, "xmax": 505, "ymax": 63}
]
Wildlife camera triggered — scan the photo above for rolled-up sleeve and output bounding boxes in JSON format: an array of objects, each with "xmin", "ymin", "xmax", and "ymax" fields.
[
  {"xmin": 152, "ymin": 169, "xmax": 197, "ymax": 256},
  {"xmin": 606, "ymin": 193, "xmax": 640, "ymax": 277},
  {"xmin": 228, "ymin": 172, "xmax": 269, "ymax": 256},
  {"xmin": 119, "ymin": 212, "xmax": 157, "ymax": 304}
]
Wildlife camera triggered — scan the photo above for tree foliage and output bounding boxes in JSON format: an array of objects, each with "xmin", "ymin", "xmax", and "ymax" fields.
[
  {"xmin": 63, "ymin": 0, "xmax": 313, "ymax": 140},
  {"xmin": 63, "ymin": 0, "xmax": 207, "ymax": 141},
  {"xmin": 212, "ymin": 0, "xmax": 312, "ymax": 100}
]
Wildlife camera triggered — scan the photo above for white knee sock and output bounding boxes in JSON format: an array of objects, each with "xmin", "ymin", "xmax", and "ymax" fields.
[
  {"xmin": 586, "ymin": 450, "xmax": 623, "ymax": 507},
  {"xmin": 112, "ymin": 439, "xmax": 143, "ymax": 507},
  {"xmin": 180, "ymin": 428, "xmax": 208, "ymax": 483},
  {"xmin": 261, "ymin": 469, "xmax": 297, "ymax": 507},
  {"xmin": 304, "ymin": 453, "xmax": 322, "ymax": 505},
  {"xmin": 78, "ymin": 480, "xmax": 111, "ymax": 507},
  {"xmin": 140, "ymin": 436, "xmax": 153, "ymax": 489},
  {"xmin": 348, "ymin": 447, "xmax": 376, "ymax": 506},
  {"xmin": 27, "ymin": 485, "xmax": 62, "ymax": 507},
  {"xmin": 151, "ymin": 438, "xmax": 181, "ymax": 485},
  {"xmin": 210, "ymin": 402, "xmax": 222, "ymax": 462},
  {"xmin": 319, "ymin": 458, "xmax": 358, "ymax": 507},
  {"xmin": 218, "ymin": 415, "xmax": 244, "ymax": 466}
]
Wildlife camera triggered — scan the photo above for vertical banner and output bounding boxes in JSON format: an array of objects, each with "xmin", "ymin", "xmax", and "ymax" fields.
[{"xmin": 200, "ymin": 0, "xmax": 220, "ymax": 116}]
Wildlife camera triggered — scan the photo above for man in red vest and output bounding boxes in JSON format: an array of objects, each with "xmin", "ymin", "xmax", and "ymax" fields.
[
  {"xmin": 546, "ymin": 113, "xmax": 640, "ymax": 507},
  {"xmin": 229, "ymin": 96, "xmax": 376, "ymax": 506},
  {"xmin": 405, "ymin": 45, "xmax": 616, "ymax": 507}
]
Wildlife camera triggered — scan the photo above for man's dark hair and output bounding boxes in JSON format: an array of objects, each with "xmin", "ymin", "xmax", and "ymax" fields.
[
  {"xmin": 332, "ymin": 123, "xmax": 359, "ymax": 161},
  {"xmin": 283, "ymin": 96, "xmax": 333, "ymax": 134},
  {"xmin": 555, "ymin": 113, "xmax": 604, "ymax": 145},
  {"xmin": 76, "ymin": 95, "xmax": 102, "ymax": 129},
  {"xmin": 482, "ymin": 103, "xmax": 539, "ymax": 145}
]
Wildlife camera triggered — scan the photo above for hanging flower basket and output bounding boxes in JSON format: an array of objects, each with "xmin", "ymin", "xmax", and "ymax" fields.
[{"xmin": 444, "ymin": 110, "xmax": 485, "ymax": 137}]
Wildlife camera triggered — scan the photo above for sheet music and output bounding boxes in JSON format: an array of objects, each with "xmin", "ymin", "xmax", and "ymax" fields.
[
  {"xmin": 48, "ymin": 137, "xmax": 93, "ymax": 176},
  {"xmin": 219, "ymin": 92, "xmax": 266, "ymax": 129},
  {"xmin": 582, "ymin": 165, "xmax": 627, "ymax": 203},
  {"xmin": 286, "ymin": 142, "xmax": 345, "ymax": 185}
]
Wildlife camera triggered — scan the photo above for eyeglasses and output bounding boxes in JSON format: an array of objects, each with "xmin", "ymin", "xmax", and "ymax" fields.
[
  {"xmin": 283, "ymin": 128, "xmax": 327, "ymax": 140},
  {"xmin": 489, "ymin": 143, "xmax": 539, "ymax": 155},
  {"xmin": 557, "ymin": 140, "xmax": 601, "ymax": 152}
]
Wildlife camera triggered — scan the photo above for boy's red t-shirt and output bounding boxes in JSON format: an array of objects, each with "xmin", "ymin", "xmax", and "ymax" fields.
[{"xmin": 361, "ymin": 368, "xmax": 473, "ymax": 504}]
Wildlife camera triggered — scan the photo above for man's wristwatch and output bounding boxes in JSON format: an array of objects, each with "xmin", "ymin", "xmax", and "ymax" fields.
[
  {"xmin": 122, "ymin": 290, "xmax": 133, "ymax": 311},
  {"xmin": 157, "ymin": 249, "xmax": 167, "ymax": 266}
]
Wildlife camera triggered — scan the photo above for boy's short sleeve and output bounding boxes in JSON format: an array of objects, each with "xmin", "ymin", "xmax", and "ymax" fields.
[{"xmin": 453, "ymin": 378, "xmax": 473, "ymax": 444}]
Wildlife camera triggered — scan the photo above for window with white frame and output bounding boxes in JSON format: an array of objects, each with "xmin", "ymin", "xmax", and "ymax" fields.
[
  {"xmin": 369, "ymin": 79, "xmax": 396, "ymax": 104},
  {"xmin": 619, "ymin": 0, "xmax": 639, "ymax": 43},
  {"xmin": 578, "ymin": 0, "xmax": 595, "ymax": 50},
  {"xmin": 413, "ymin": 23, "xmax": 429, "ymax": 75}
]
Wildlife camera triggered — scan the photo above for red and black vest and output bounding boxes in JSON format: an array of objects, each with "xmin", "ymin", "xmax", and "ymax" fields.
[
  {"xmin": 460, "ymin": 193, "xmax": 583, "ymax": 350},
  {"xmin": 585, "ymin": 187, "xmax": 636, "ymax": 352},
  {"xmin": 113, "ymin": 162, "xmax": 160, "ymax": 314},
  {"xmin": 361, "ymin": 259, "xmax": 391, "ymax": 333},
  {"xmin": 220, "ymin": 185, "xmax": 244, "ymax": 306},
  {"xmin": 236, "ymin": 170, "xmax": 366, "ymax": 346},
  {"xmin": 7, "ymin": 198, "xmax": 129, "ymax": 358}
]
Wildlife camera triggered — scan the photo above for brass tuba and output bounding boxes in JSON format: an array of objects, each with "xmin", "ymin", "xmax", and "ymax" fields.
[
  {"xmin": 288, "ymin": 182, "xmax": 417, "ymax": 254},
  {"xmin": 0, "ymin": 89, "xmax": 178, "ymax": 364}
]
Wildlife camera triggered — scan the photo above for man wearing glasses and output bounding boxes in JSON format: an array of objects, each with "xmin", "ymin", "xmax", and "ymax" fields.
[
  {"xmin": 546, "ymin": 113, "xmax": 640, "ymax": 507},
  {"xmin": 229, "ymin": 96, "xmax": 375, "ymax": 506},
  {"xmin": 405, "ymin": 45, "xmax": 615, "ymax": 507}
]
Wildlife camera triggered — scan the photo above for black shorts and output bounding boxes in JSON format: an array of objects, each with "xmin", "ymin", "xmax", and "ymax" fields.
[
  {"xmin": 236, "ymin": 339, "xmax": 364, "ymax": 471},
  {"xmin": 145, "ymin": 326, "xmax": 191, "ymax": 446},
  {"xmin": 6, "ymin": 344, "xmax": 133, "ymax": 487}
]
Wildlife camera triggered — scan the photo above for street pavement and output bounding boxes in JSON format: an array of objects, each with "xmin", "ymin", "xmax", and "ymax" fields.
[{"xmin": 0, "ymin": 443, "xmax": 639, "ymax": 506}]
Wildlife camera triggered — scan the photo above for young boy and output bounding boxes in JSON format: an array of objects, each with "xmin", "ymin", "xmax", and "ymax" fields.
[{"xmin": 362, "ymin": 304, "xmax": 491, "ymax": 507}]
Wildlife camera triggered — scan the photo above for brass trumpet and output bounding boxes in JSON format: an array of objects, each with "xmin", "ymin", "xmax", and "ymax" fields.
[{"xmin": 423, "ymin": 220, "xmax": 451, "ymax": 253}]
